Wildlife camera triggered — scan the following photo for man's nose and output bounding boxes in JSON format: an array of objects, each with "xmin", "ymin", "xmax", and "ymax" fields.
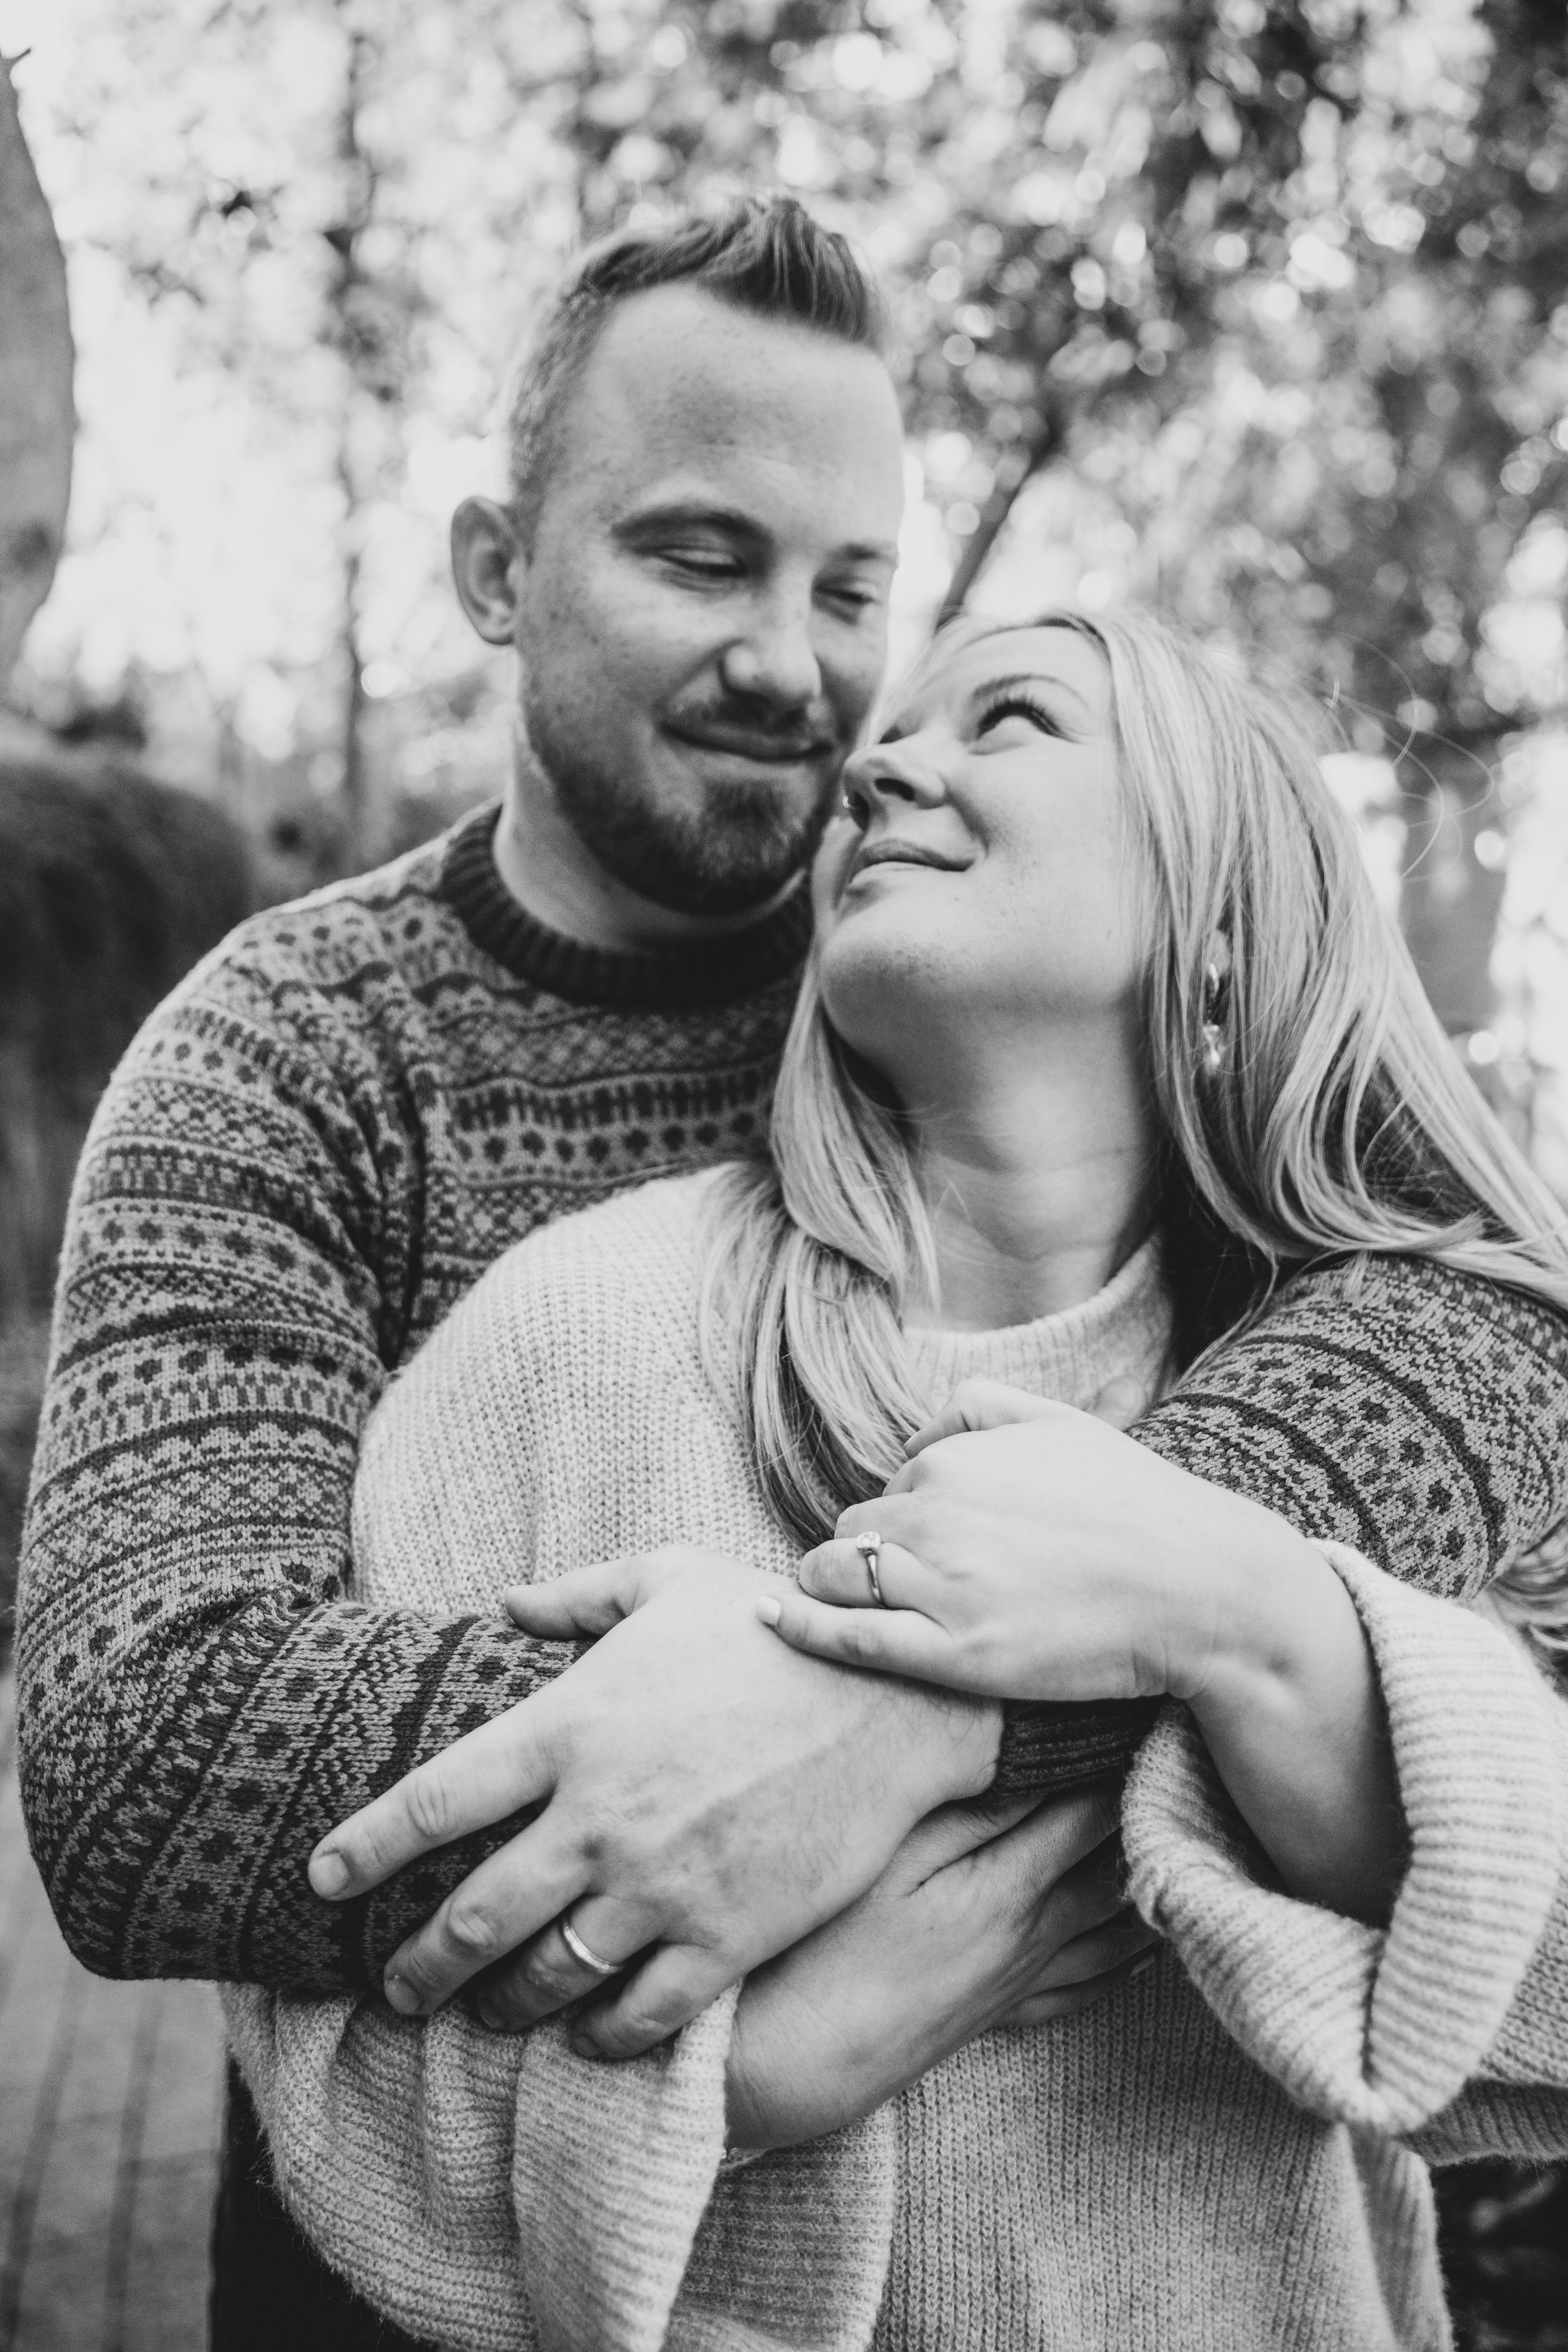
[{"xmin": 719, "ymin": 595, "xmax": 823, "ymax": 713}]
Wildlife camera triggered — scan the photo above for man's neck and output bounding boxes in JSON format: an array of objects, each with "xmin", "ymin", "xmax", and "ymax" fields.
[
  {"xmin": 901, "ymin": 1025, "xmax": 1158, "ymax": 1333},
  {"xmin": 493, "ymin": 758, "xmax": 802, "ymax": 956}
]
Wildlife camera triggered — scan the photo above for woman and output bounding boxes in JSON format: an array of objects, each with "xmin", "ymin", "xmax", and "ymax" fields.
[{"xmin": 227, "ymin": 610, "xmax": 1568, "ymax": 2351}]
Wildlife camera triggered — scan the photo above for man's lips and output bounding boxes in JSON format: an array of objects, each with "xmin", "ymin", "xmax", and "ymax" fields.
[
  {"xmin": 664, "ymin": 719, "xmax": 836, "ymax": 766},
  {"xmin": 847, "ymin": 837, "xmax": 968, "ymax": 884}
]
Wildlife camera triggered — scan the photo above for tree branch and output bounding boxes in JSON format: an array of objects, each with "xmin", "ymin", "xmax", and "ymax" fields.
[{"xmin": 936, "ymin": 404, "xmax": 1065, "ymax": 629}]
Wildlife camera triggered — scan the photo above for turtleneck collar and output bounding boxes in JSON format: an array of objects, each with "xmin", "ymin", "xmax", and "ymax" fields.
[{"xmin": 439, "ymin": 803, "xmax": 814, "ymax": 1012}]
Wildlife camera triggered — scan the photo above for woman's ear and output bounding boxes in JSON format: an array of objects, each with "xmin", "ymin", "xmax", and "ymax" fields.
[{"xmin": 451, "ymin": 497, "xmax": 525, "ymax": 647}]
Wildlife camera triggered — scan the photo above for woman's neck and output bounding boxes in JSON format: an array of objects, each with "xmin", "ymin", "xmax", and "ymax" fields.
[{"xmin": 903, "ymin": 1025, "xmax": 1158, "ymax": 1333}]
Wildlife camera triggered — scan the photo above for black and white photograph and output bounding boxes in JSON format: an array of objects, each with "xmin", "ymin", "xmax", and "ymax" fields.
[{"xmin": 2, "ymin": 3, "xmax": 1566, "ymax": 2347}]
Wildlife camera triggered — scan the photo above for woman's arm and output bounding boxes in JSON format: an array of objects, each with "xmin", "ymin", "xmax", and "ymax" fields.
[
  {"xmin": 753, "ymin": 1386, "xmax": 1411, "ymax": 1919},
  {"xmin": 1004, "ymin": 1252, "xmax": 1568, "ymax": 1793},
  {"xmin": 1168, "ymin": 1508, "xmax": 1408, "ymax": 1924},
  {"xmin": 1123, "ymin": 1549, "xmax": 1568, "ymax": 2151}
]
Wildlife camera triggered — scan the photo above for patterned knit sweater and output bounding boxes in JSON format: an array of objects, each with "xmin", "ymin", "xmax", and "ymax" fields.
[
  {"xmin": 18, "ymin": 804, "xmax": 1568, "ymax": 1993},
  {"xmin": 225, "ymin": 1173, "xmax": 1568, "ymax": 2352}
]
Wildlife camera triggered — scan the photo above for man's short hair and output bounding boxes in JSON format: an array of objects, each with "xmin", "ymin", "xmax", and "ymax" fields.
[{"xmin": 504, "ymin": 195, "xmax": 888, "ymax": 539}]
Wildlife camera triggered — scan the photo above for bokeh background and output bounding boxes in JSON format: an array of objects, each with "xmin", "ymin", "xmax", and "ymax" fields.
[{"xmin": 1, "ymin": 2, "xmax": 1566, "ymax": 2344}]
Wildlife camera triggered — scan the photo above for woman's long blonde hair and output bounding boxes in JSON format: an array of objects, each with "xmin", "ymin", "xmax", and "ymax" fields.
[{"xmin": 699, "ymin": 608, "xmax": 1568, "ymax": 1629}]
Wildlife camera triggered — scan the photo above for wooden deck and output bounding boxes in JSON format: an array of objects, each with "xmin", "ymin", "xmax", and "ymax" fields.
[{"xmin": 0, "ymin": 1668, "xmax": 225, "ymax": 2352}]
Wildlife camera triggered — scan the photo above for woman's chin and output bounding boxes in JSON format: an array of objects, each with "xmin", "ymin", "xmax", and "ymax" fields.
[{"xmin": 818, "ymin": 914, "xmax": 974, "ymax": 1041}]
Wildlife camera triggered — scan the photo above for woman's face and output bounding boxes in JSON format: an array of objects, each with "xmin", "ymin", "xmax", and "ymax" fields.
[{"xmin": 812, "ymin": 625, "xmax": 1145, "ymax": 1089}]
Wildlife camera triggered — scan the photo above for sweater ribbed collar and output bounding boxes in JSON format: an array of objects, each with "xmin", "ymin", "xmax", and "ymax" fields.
[
  {"xmin": 904, "ymin": 1232, "xmax": 1172, "ymax": 1413},
  {"xmin": 439, "ymin": 803, "xmax": 813, "ymax": 1012}
]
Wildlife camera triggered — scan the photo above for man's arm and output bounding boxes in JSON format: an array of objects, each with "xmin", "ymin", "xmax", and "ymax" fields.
[
  {"xmin": 992, "ymin": 1253, "xmax": 1568, "ymax": 1790},
  {"xmin": 16, "ymin": 916, "xmax": 572, "ymax": 1991}
]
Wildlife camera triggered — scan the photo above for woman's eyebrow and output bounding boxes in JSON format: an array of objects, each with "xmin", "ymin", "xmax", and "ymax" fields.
[{"xmin": 970, "ymin": 668, "xmax": 1093, "ymax": 718}]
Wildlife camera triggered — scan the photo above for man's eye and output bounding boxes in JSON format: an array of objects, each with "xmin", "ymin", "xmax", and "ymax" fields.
[
  {"xmin": 662, "ymin": 548, "xmax": 744, "ymax": 580},
  {"xmin": 823, "ymin": 580, "xmax": 885, "ymax": 614},
  {"xmin": 974, "ymin": 694, "xmax": 1062, "ymax": 739}
]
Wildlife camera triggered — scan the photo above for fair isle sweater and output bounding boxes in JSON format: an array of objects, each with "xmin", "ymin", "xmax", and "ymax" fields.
[
  {"xmin": 18, "ymin": 800, "xmax": 1568, "ymax": 1994},
  {"xmin": 225, "ymin": 1173, "xmax": 1568, "ymax": 2352}
]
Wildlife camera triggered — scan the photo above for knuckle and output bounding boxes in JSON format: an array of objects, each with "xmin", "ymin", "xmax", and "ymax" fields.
[
  {"xmin": 442, "ymin": 1895, "xmax": 502, "ymax": 1961},
  {"xmin": 602, "ymin": 1996, "xmax": 682, "ymax": 2053},
  {"xmin": 401, "ymin": 1768, "xmax": 457, "ymax": 1846},
  {"xmin": 519, "ymin": 1943, "xmax": 587, "ymax": 2000},
  {"xmin": 844, "ymin": 1616, "xmax": 882, "ymax": 1663},
  {"xmin": 391, "ymin": 1946, "xmax": 445, "ymax": 2004}
]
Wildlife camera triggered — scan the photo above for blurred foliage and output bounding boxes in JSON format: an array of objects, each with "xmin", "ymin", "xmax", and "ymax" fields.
[
  {"xmin": 0, "ymin": 750, "xmax": 253, "ymax": 1640},
  {"xmin": 0, "ymin": 753, "xmax": 253, "ymax": 1317},
  {"xmin": 8, "ymin": 0, "xmax": 1565, "ymax": 797},
  {"xmin": 1436, "ymin": 2158, "xmax": 1568, "ymax": 2351}
]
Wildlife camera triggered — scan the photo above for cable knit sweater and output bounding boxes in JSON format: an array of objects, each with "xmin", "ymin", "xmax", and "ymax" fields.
[{"xmin": 225, "ymin": 1172, "xmax": 1568, "ymax": 2352}]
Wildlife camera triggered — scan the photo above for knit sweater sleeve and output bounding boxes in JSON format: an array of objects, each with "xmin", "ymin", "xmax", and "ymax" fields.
[
  {"xmin": 15, "ymin": 911, "xmax": 573, "ymax": 1993},
  {"xmin": 1121, "ymin": 1547, "xmax": 1568, "ymax": 2156},
  {"xmin": 993, "ymin": 1254, "xmax": 1568, "ymax": 1793}
]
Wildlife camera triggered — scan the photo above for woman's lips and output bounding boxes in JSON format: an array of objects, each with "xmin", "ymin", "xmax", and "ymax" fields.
[{"xmin": 846, "ymin": 837, "xmax": 968, "ymax": 885}]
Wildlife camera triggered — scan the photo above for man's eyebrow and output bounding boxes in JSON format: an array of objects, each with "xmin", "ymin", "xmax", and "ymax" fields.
[
  {"xmin": 612, "ymin": 499, "xmax": 896, "ymax": 565},
  {"xmin": 613, "ymin": 498, "xmax": 763, "ymax": 543}
]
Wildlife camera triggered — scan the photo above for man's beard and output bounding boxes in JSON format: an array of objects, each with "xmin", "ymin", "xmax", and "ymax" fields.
[{"xmin": 527, "ymin": 694, "xmax": 839, "ymax": 918}]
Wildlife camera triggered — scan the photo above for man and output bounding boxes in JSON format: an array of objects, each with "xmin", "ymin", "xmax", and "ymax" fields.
[{"xmin": 17, "ymin": 195, "xmax": 1568, "ymax": 2347}]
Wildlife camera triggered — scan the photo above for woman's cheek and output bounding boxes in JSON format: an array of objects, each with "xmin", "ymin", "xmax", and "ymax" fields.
[{"xmin": 809, "ymin": 815, "xmax": 861, "ymax": 926}]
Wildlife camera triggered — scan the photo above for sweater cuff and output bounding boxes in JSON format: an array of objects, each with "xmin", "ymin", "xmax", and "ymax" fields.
[
  {"xmin": 511, "ymin": 1988, "xmax": 737, "ymax": 2352},
  {"xmin": 1123, "ymin": 1544, "xmax": 1565, "ymax": 2136}
]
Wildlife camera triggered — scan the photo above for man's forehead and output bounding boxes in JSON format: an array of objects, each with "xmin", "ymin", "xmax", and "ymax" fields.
[{"xmin": 567, "ymin": 283, "xmax": 904, "ymax": 502}]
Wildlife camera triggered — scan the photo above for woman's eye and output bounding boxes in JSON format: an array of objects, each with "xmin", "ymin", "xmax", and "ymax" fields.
[{"xmin": 974, "ymin": 695, "xmax": 1061, "ymax": 740}]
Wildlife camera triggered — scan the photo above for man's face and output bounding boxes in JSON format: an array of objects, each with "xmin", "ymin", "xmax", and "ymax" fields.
[{"xmin": 512, "ymin": 284, "xmax": 906, "ymax": 916}]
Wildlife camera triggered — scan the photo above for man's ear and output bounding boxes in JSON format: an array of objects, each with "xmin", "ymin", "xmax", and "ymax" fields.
[{"xmin": 451, "ymin": 497, "xmax": 524, "ymax": 647}]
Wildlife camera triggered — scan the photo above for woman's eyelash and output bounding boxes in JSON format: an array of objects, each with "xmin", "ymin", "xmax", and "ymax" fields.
[{"xmin": 974, "ymin": 694, "xmax": 1062, "ymax": 739}]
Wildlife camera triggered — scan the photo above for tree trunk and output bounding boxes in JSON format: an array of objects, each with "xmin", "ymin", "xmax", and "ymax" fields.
[
  {"xmin": 936, "ymin": 408, "xmax": 1064, "ymax": 629},
  {"xmin": 331, "ymin": 13, "xmax": 372, "ymax": 870},
  {"xmin": 0, "ymin": 56, "xmax": 73, "ymax": 694},
  {"xmin": 338, "ymin": 469, "xmax": 368, "ymax": 869}
]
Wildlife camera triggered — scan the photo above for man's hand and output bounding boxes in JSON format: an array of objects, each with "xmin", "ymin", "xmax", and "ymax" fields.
[
  {"xmin": 725, "ymin": 1779, "xmax": 1156, "ymax": 2151},
  {"xmin": 309, "ymin": 1550, "xmax": 1000, "ymax": 2054}
]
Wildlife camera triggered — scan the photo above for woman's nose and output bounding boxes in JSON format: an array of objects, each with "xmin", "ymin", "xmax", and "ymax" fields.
[{"xmin": 840, "ymin": 736, "xmax": 946, "ymax": 818}]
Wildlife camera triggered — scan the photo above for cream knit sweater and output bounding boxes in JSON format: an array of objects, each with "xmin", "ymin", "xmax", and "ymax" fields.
[{"xmin": 224, "ymin": 1170, "xmax": 1568, "ymax": 2352}]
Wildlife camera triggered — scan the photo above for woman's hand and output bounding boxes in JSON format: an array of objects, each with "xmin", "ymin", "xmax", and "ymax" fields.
[
  {"xmin": 758, "ymin": 1377, "xmax": 1316, "ymax": 1707},
  {"xmin": 760, "ymin": 1378, "xmax": 1406, "ymax": 1926},
  {"xmin": 723, "ymin": 1777, "xmax": 1156, "ymax": 2152}
]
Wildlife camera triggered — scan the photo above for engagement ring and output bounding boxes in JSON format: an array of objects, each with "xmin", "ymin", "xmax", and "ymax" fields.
[{"xmin": 853, "ymin": 1529, "xmax": 886, "ymax": 1607}]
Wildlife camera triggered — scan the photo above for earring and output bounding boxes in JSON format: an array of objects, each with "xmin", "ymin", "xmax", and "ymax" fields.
[{"xmin": 1199, "ymin": 947, "xmax": 1231, "ymax": 1079}]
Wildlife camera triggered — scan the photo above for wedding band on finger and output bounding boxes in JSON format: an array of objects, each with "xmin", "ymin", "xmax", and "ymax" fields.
[
  {"xmin": 559, "ymin": 1914, "xmax": 622, "ymax": 1978},
  {"xmin": 854, "ymin": 1529, "xmax": 886, "ymax": 1607}
]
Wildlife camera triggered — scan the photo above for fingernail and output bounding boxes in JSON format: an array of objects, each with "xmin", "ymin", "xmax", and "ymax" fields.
[
  {"xmin": 756, "ymin": 1594, "xmax": 782, "ymax": 1627},
  {"xmin": 309, "ymin": 1850, "xmax": 350, "ymax": 1899},
  {"xmin": 383, "ymin": 1973, "xmax": 422, "ymax": 2016},
  {"xmin": 569, "ymin": 2032, "xmax": 603, "ymax": 2061},
  {"xmin": 476, "ymin": 2001, "xmax": 505, "ymax": 2032},
  {"xmin": 1130, "ymin": 1951, "xmax": 1158, "ymax": 1979}
]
